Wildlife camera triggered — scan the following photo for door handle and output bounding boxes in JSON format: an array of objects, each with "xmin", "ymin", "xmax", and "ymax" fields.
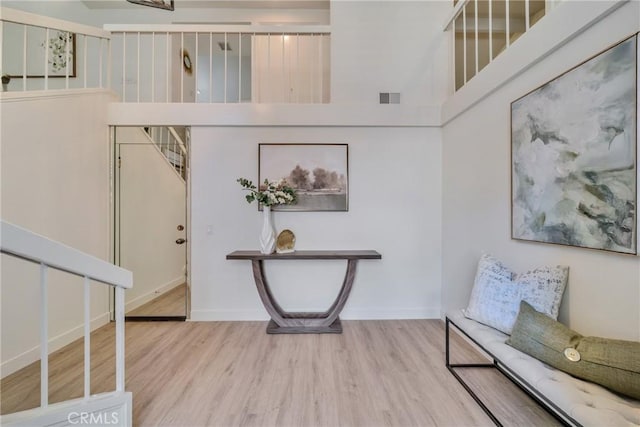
[{"xmin": 176, "ymin": 238, "xmax": 186, "ymax": 245}]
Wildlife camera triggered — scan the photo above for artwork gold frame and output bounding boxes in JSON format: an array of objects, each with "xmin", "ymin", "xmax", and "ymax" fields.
[{"xmin": 511, "ymin": 34, "xmax": 637, "ymax": 255}]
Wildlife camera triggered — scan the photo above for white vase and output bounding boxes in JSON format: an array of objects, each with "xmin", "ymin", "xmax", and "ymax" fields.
[{"xmin": 259, "ymin": 205, "xmax": 276, "ymax": 254}]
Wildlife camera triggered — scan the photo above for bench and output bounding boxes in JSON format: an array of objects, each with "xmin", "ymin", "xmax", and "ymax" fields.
[{"xmin": 445, "ymin": 310, "xmax": 640, "ymax": 427}]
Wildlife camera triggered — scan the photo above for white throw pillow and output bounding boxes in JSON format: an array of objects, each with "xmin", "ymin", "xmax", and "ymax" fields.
[{"xmin": 464, "ymin": 254, "xmax": 568, "ymax": 335}]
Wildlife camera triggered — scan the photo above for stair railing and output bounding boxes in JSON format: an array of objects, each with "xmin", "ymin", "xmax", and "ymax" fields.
[
  {"xmin": 0, "ymin": 221, "xmax": 132, "ymax": 425},
  {"xmin": 145, "ymin": 126, "xmax": 188, "ymax": 180}
]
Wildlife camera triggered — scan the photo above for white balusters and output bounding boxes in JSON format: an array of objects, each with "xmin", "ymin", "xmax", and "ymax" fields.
[
  {"xmin": 0, "ymin": 221, "xmax": 133, "ymax": 416},
  {"xmin": 83, "ymin": 276, "xmax": 91, "ymax": 399},
  {"xmin": 444, "ymin": 0, "xmax": 549, "ymax": 92},
  {"xmin": 40, "ymin": 262, "xmax": 49, "ymax": 408}
]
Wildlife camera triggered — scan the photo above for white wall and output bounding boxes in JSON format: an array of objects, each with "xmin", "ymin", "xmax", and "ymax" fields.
[
  {"xmin": 441, "ymin": 1, "xmax": 640, "ymax": 341},
  {"xmin": 1, "ymin": 91, "xmax": 113, "ymax": 377},
  {"xmin": 330, "ymin": 0, "xmax": 450, "ymax": 107},
  {"xmin": 190, "ymin": 126, "xmax": 442, "ymax": 320}
]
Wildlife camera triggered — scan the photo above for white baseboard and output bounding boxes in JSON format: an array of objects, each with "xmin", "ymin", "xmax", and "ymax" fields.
[
  {"xmin": 189, "ymin": 309, "xmax": 270, "ymax": 321},
  {"xmin": 1, "ymin": 312, "xmax": 111, "ymax": 379},
  {"xmin": 124, "ymin": 277, "xmax": 183, "ymax": 313},
  {"xmin": 189, "ymin": 307, "xmax": 440, "ymax": 322},
  {"xmin": 341, "ymin": 307, "xmax": 441, "ymax": 320}
]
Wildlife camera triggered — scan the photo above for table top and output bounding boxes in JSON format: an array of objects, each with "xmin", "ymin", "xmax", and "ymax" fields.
[{"xmin": 226, "ymin": 250, "xmax": 382, "ymax": 260}]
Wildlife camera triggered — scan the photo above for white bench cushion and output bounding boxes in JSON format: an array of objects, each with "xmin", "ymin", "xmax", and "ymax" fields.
[{"xmin": 447, "ymin": 310, "xmax": 640, "ymax": 426}]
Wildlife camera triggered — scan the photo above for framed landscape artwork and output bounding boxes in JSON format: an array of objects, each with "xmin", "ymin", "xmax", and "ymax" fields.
[
  {"xmin": 259, "ymin": 143, "xmax": 349, "ymax": 211},
  {"xmin": 511, "ymin": 34, "xmax": 637, "ymax": 255}
]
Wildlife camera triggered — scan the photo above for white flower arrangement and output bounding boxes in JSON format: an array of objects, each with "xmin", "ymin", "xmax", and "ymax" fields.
[{"xmin": 237, "ymin": 178, "xmax": 297, "ymax": 207}]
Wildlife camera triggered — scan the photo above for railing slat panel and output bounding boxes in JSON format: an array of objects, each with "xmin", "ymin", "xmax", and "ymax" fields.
[
  {"xmin": 462, "ymin": 5, "xmax": 467, "ymax": 84},
  {"xmin": 122, "ymin": 32, "xmax": 126, "ymax": 101},
  {"xmin": 151, "ymin": 32, "xmax": 155, "ymax": 102},
  {"xmin": 40, "ymin": 263, "xmax": 48, "ymax": 408},
  {"xmin": 224, "ymin": 32, "xmax": 228, "ymax": 103},
  {"xmin": 44, "ymin": 28, "xmax": 49, "ymax": 90},
  {"xmin": 209, "ymin": 32, "xmax": 213, "ymax": 103},
  {"xmin": 195, "ymin": 32, "xmax": 199, "ymax": 103},
  {"xmin": 180, "ymin": 32, "xmax": 184, "ymax": 103},
  {"xmin": 84, "ymin": 276, "xmax": 91, "ymax": 399},
  {"xmin": 474, "ymin": 0, "xmax": 478, "ymax": 75},
  {"xmin": 115, "ymin": 287, "xmax": 125, "ymax": 392},
  {"xmin": 65, "ymin": 31, "xmax": 70, "ymax": 89},
  {"xmin": 166, "ymin": 32, "xmax": 169, "ymax": 102},
  {"xmin": 83, "ymin": 35, "xmax": 88, "ymax": 89},
  {"xmin": 136, "ymin": 31, "xmax": 140, "ymax": 102},
  {"xmin": 22, "ymin": 24, "xmax": 27, "ymax": 90},
  {"xmin": 506, "ymin": 0, "xmax": 510, "ymax": 48},
  {"xmin": 238, "ymin": 32, "xmax": 242, "ymax": 102},
  {"xmin": 489, "ymin": 0, "xmax": 493, "ymax": 60}
]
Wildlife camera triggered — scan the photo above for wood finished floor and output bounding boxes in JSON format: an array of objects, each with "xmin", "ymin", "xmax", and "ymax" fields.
[
  {"xmin": 1, "ymin": 320, "xmax": 560, "ymax": 426},
  {"xmin": 126, "ymin": 283, "xmax": 187, "ymax": 317}
]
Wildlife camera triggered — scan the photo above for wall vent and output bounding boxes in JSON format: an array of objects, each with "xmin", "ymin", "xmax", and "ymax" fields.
[{"xmin": 379, "ymin": 92, "xmax": 400, "ymax": 104}]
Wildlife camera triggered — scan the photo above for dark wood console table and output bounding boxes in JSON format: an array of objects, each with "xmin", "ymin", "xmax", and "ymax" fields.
[{"xmin": 226, "ymin": 250, "xmax": 382, "ymax": 334}]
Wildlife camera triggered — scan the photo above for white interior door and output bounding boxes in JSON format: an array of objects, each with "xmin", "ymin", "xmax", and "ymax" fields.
[{"xmin": 117, "ymin": 136, "xmax": 187, "ymax": 317}]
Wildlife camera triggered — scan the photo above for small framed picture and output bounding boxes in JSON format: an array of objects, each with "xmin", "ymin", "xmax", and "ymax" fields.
[
  {"xmin": 8, "ymin": 30, "xmax": 76, "ymax": 78},
  {"xmin": 259, "ymin": 143, "xmax": 349, "ymax": 212}
]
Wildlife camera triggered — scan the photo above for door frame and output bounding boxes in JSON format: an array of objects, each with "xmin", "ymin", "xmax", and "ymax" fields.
[{"xmin": 109, "ymin": 125, "xmax": 191, "ymax": 321}]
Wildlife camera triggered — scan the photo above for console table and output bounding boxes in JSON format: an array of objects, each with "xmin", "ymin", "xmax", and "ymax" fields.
[{"xmin": 226, "ymin": 250, "xmax": 382, "ymax": 334}]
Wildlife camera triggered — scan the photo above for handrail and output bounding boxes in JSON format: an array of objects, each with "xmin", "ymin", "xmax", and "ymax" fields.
[
  {"xmin": 104, "ymin": 23, "xmax": 330, "ymax": 34},
  {"xmin": 168, "ymin": 126, "xmax": 187, "ymax": 156},
  {"xmin": 0, "ymin": 7, "xmax": 111, "ymax": 39},
  {"xmin": 442, "ymin": 0, "xmax": 470, "ymax": 31},
  {"xmin": 1, "ymin": 221, "xmax": 131, "ymax": 289},
  {"xmin": 1, "ymin": 219, "xmax": 131, "ymax": 411}
]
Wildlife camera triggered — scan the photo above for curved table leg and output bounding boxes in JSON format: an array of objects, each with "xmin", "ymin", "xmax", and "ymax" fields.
[{"xmin": 250, "ymin": 259, "xmax": 359, "ymax": 334}]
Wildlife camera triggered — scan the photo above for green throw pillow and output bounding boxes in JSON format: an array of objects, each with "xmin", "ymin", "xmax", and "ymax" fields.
[{"xmin": 506, "ymin": 301, "xmax": 640, "ymax": 400}]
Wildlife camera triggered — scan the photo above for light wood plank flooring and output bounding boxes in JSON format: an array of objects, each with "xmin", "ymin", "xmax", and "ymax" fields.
[
  {"xmin": 126, "ymin": 283, "xmax": 187, "ymax": 317},
  {"xmin": 1, "ymin": 320, "xmax": 560, "ymax": 426}
]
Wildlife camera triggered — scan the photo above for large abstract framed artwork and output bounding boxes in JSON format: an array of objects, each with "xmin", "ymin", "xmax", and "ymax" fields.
[
  {"xmin": 259, "ymin": 143, "xmax": 348, "ymax": 211},
  {"xmin": 511, "ymin": 34, "xmax": 637, "ymax": 255}
]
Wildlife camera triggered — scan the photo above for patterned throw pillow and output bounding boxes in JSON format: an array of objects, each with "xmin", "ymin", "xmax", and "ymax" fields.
[{"xmin": 464, "ymin": 254, "xmax": 568, "ymax": 334}]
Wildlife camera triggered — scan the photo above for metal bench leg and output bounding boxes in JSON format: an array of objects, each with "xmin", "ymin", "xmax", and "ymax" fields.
[{"xmin": 445, "ymin": 317, "xmax": 502, "ymax": 427}]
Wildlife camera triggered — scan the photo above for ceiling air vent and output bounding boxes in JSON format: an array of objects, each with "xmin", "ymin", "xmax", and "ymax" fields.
[{"xmin": 379, "ymin": 92, "xmax": 400, "ymax": 104}]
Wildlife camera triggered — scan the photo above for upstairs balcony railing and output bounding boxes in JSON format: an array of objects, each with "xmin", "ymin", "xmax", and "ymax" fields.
[
  {"xmin": 0, "ymin": 7, "xmax": 111, "ymax": 93},
  {"xmin": 443, "ymin": 0, "xmax": 560, "ymax": 92},
  {"xmin": 105, "ymin": 24, "xmax": 330, "ymax": 103},
  {"xmin": 0, "ymin": 7, "xmax": 331, "ymax": 104}
]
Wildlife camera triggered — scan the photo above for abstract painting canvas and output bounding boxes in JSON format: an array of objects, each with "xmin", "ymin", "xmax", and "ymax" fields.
[{"xmin": 511, "ymin": 35, "xmax": 637, "ymax": 254}]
